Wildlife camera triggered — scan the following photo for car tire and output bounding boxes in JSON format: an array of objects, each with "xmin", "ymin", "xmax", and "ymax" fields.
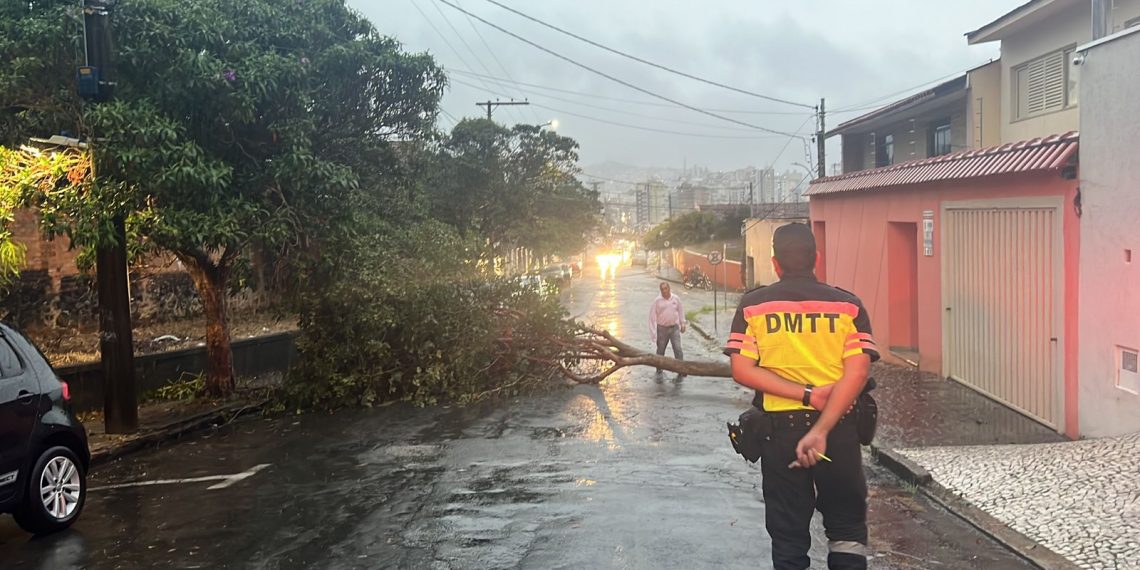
[{"xmin": 13, "ymin": 446, "xmax": 86, "ymax": 535}]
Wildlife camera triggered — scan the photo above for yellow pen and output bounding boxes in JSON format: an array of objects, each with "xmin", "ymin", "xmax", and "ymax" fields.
[{"xmin": 788, "ymin": 449, "xmax": 833, "ymax": 469}]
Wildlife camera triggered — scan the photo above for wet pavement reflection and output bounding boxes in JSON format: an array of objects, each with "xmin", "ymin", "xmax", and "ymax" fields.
[{"xmin": 0, "ymin": 267, "xmax": 1030, "ymax": 569}]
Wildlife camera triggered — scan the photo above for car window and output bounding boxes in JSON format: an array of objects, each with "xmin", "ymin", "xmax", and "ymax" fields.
[{"xmin": 0, "ymin": 336, "xmax": 24, "ymax": 378}]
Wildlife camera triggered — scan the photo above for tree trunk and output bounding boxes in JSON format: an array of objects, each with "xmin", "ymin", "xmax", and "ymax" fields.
[{"xmin": 181, "ymin": 253, "xmax": 235, "ymax": 398}]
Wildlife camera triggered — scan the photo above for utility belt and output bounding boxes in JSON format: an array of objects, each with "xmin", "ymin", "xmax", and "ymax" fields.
[
  {"xmin": 768, "ymin": 408, "xmax": 856, "ymax": 432},
  {"xmin": 727, "ymin": 379, "xmax": 878, "ymax": 463}
]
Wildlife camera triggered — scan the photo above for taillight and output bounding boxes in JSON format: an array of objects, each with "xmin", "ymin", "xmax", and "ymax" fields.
[{"xmin": 60, "ymin": 381, "xmax": 71, "ymax": 401}]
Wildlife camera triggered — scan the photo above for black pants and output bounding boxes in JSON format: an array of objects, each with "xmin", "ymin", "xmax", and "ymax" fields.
[{"xmin": 759, "ymin": 417, "xmax": 868, "ymax": 570}]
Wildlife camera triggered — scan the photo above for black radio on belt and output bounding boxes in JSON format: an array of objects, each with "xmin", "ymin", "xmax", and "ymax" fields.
[
  {"xmin": 726, "ymin": 407, "xmax": 768, "ymax": 463},
  {"xmin": 728, "ymin": 378, "xmax": 879, "ymax": 458}
]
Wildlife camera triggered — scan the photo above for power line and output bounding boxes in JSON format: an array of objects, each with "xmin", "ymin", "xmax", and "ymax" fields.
[
  {"xmin": 427, "ymin": 0, "xmax": 529, "ymax": 123},
  {"xmin": 449, "ymin": 69, "xmax": 814, "ymax": 116},
  {"xmin": 454, "ymin": 0, "xmax": 544, "ymax": 124},
  {"xmin": 480, "ymin": 0, "xmax": 814, "ymax": 110},
  {"xmin": 529, "ymin": 102, "xmax": 788, "ymax": 139},
  {"xmin": 439, "ymin": 108, "xmax": 461, "ymax": 127},
  {"xmin": 769, "ymin": 116, "xmax": 816, "ymax": 167},
  {"xmin": 578, "ymin": 173, "xmax": 753, "ymax": 192},
  {"xmin": 449, "ymin": 76, "xmax": 783, "ymax": 134},
  {"xmin": 433, "ymin": 0, "xmax": 804, "ymax": 137},
  {"xmin": 830, "ymin": 63, "xmax": 988, "ymax": 113},
  {"xmin": 409, "ymin": 0, "xmax": 521, "ymax": 122}
]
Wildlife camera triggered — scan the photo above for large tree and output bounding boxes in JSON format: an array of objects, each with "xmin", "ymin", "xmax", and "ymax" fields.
[
  {"xmin": 430, "ymin": 119, "xmax": 600, "ymax": 260},
  {"xmin": 0, "ymin": 0, "xmax": 444, "ymax": 396},
  {"xmin": 642, "ymin": 207, "xmax": 749, "ymax": 250}
]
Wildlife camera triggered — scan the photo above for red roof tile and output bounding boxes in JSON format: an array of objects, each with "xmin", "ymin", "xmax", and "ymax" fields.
[{"xmin": 805, "ymin": 132, "xmax": 1078, "ymax": 196}]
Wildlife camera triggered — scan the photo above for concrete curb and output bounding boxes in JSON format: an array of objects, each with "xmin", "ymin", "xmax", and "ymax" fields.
[
  {"xmin": 871, "ymin": 445, "xmax": 1078, "ymax": 570},
  {"xmin": 689, "ymin": 322, "xmax": 714, "ymax": 341},
  {"xmin": 90, "ymin": 400, "xmax": 268, "ymax": 467}
]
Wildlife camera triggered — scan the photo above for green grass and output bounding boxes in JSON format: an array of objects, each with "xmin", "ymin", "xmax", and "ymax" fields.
[{"xmin": 685, "ymin": 305, "xmax": 715, "ymax": 322}]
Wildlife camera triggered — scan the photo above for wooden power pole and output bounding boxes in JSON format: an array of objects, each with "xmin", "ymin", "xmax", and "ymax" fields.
[
  {"xmin": 816, "ymin": 98, "xmax": 827, "ymax": 179},
  {"xmin": 476, "ymin": 100, "xmax": 530, "ymax": 121},
  {"xmin": 83, "ymin": 0, "xmax": 138, "ymax": 433}
]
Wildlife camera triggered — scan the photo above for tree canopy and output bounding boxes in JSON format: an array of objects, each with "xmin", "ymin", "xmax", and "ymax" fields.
[
  {"xmin": 1, "ymin": 0, "xmax": 445, "ymax": 396},
  {"xmin": 642, "ymin": 207, "xmax": 748, "ymax": 250},
  {"xmin": 429, "ymin": 118, "xmax": 600, "ymax": 259}
]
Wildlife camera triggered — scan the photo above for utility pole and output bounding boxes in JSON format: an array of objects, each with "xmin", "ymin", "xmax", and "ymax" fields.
[
  {"xmin": 83, "ymin": 0, "xmax": 137, "ymax": 433},
  {"xmin": 476, "ymin": 99, "xmax": 530, "ymax": 121},
  {"xmin": 816, "ymin": 98, "xmax": 827, "ymax": 179},
  {"xmin": 748, "ymin": 181, "xmax": 755, "ymax": 218}
]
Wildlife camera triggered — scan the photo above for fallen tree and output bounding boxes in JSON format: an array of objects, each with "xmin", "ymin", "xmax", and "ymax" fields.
[
  {"xmin": 494, "ymin": 308, "xmax": 731, "ymax": 384},
  {"xmin": 561, "ymin": 324, "xmax": 732, "ymax": 383}
]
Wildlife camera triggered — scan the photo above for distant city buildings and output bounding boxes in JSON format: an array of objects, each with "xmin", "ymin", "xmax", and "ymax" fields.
[{"xmin": 586, "ymin": 163, "xmax": 808, "ymax": 231}]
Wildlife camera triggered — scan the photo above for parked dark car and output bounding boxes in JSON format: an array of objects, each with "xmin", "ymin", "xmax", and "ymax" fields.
[{"xmin": 0, "ymin": 323, "xmax": 89, "ymax": 534}]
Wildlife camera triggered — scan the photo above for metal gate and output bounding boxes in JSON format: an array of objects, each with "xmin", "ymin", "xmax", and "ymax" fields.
[{"xmin": 942, "ymin": 202, "xmax": 1062, "ymax": 428}]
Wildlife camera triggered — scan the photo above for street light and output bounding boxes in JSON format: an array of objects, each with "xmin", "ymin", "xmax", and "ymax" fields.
[
  {"xmin": 539, "ymin": 119, "xmax": 559, "ymax": 131},
  {"xmin": 29, "ymin": 135, "xmax": 87, "ymax": 150}
]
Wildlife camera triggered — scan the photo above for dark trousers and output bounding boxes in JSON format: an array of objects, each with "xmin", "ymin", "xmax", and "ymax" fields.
[
  {"xmin": 655, "ymin": 324, "xmax": 683, "ymax": 368},
  {"xmin": 759, "ymin": 418, "xmax": 868, "ymax": 570}
]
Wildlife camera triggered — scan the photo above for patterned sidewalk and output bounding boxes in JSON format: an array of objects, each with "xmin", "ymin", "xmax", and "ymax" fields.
[{"xmin": 897, "ymin": 433, "xmax": 1140, "ymax": 570}]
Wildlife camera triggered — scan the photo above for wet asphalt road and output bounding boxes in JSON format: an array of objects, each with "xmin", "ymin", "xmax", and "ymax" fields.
[{"xmin": 0, "ymin": 269, "xmax": 1029, "ymax": 569}]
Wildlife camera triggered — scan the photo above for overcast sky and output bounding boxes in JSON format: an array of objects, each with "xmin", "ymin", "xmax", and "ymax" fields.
[{"xmin": 350, "ymin": 0, "xmax": 1021, "ymax": 174}]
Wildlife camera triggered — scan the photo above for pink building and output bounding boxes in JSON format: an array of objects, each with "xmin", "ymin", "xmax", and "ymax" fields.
[{"xmin": 806, "ymin": 133, "xmax": 1081, "ymax": 437}]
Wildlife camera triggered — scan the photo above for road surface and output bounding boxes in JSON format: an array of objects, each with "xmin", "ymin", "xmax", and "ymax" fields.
[{"xmin": 0, "ymin": 268, "xmax": 1029, "ymax": 569}]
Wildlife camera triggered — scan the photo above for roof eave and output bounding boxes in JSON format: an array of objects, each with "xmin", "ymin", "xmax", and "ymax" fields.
[
  {"xmin": 827, "ymin": 78, "xmax": 968, "ymax": 137},
  {"xmin": 966, "ymin": 0, "xmax": 1056, "ymax": 45},
  {"xmin": 805, "ymin": 131, "xmax": 1078, "ymax": 197}
]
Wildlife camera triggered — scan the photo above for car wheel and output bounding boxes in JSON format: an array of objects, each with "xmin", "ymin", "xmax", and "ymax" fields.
[{"xmin": 13, "ymin": 446, "xmax": 86, "ymax": 535}]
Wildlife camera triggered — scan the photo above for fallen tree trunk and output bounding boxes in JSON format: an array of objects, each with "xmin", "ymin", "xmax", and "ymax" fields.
[{"xmin": 559, "ymin": 324, "xmax": 732, "ymax": 384}]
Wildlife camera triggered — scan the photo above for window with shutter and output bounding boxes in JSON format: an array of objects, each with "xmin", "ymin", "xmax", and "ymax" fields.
[{"xmin": 1014, "ymin": 48, "xmax": 1073, "ymax": 120}]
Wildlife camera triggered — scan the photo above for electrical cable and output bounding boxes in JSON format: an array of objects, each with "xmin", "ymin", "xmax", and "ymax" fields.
[
  {"xmin": 409, "ymin": 0, "xmax": 524, "ymax": 122},
  {"xmin": 449, "ymin": 77, "xmax": 786, "ymax": 136},
  {"xmin": 481, "ymin": 0, "xmax": 815, "ymax": 110},
  {"xmin": 427, "ymin": 0, "xmax": 528, "ymax": 123},
  {"xmin": 830, "ymin": 63, "xmax": 990, "ymax": 113},
  {"xmin": 528, "ymin": 102, "xmax": 786, "ymax": 139},
  {"xmin": 448, "ymin": 69, "xmax": 814, "ymax": 116},
  {"xmin": 452, "ymin": 0, "xmax": 544, "ymax": 123},
  {"xmin": 432, "ymin": 0, "xmax": 804, "ymax": 137}
]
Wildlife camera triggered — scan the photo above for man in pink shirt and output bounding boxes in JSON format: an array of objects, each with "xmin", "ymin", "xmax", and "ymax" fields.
[{"xmin": 649, "ymin": 282, "xmax": 687, "ymax": 373}]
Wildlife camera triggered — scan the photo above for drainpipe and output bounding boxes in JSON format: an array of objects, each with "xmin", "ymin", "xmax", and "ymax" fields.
[{"xmin": 1092, "ymin": 0, "xmax": 1110, "ymax": 40}]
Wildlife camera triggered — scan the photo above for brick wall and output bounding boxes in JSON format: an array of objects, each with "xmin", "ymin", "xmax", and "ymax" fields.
[{"xmin": 2, "ymin": 207, "xmax": 272, "ymax": 331}]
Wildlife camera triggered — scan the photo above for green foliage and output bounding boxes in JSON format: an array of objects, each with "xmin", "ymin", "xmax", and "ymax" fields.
[
  {"xmin": 643, "ymin": 207, "xmax": 749, "ymax": 250},
  {"xmin": 2, "ymin": 0, "xmax": 590, "ymax": 409},
  {"xmin": 684, "ymin": 305, "xmax": 715, "ymax": 323},
  {"xmin": 1, "ymin": 0, "xmax": 446, "ymax": 396},
  {"xmin": 1, "ymin": 0, "xmax": 444, "ymax": 271},
  {"xmin": 287, "ymin": 221, "xmax": 574, "ymax": 409},
  {"xmin": 149, "ymin": 373, "xmax": 205, "ymax": 402},
  {"xmin": 429, "ymin": 119, "xmax": 600, "ymax": 259}
]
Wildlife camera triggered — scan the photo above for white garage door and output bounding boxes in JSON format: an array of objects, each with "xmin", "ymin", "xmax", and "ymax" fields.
[{"xmin": 942, "ymin": 200, "xmax": 1063, "ymax": 429}]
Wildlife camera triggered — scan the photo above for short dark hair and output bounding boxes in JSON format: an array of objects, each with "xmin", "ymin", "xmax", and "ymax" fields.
[{"xmin": 772, "ymin": 223, "xmax": 817, "ymax": 272}]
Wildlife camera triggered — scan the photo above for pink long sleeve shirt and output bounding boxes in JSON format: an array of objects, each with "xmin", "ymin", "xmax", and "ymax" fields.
[{"xmin": 649, "ymin": 294, "xmax": 686, "ymax": 342}]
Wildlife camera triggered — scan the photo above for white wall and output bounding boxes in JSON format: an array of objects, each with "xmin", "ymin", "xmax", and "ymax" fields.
[
  {"xmin": 998, "ymin": 0, "xmax": 1140, "ymax": 143},
  {"xmin": 1077, "ymin": 28, "xmax": 1140, "ymax": 437}
]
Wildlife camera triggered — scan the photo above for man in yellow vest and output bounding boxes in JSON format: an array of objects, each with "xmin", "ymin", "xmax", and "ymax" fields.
[{"xmin": 724, "ymin": 223, "xmax": 878, "ymax": 570}]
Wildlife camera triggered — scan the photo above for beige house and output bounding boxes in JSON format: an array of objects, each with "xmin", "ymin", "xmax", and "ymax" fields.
[
  {"xmin": 831, "ymin": 0, "xmax": 1140, "ymax": 175},
  {"xmin": 742, "ymin": 202, "xmax": 809, "ymax": 287},
  {"xmin": 967, "ymin": 0, "xmax": 1140, "ymax": 143}
]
